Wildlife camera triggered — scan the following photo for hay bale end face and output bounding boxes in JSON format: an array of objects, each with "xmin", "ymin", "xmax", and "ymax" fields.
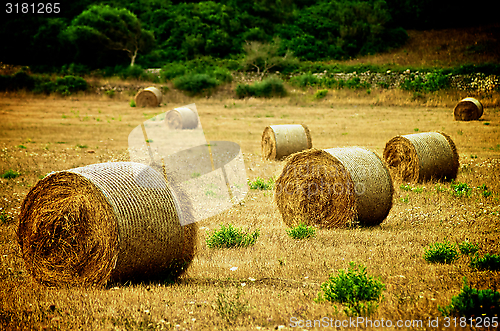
[
  {"xmin": 17, "ymin": 162, "xmax": 197, "ymax": 287},
  {"xmin": 261, "ymin": 124, "xmax": 312, "ymax": 160},
  {"xmin": 134, "ymin": 87, "xmax": 162, "ymax": 107},
  {"xmin": 275, "ymin": 147, "xmax": 393, "ymax": 228},
  {"xmin": 383, "ymin": 132, "xmax": 459, "ymax": 183},
  {"xmin": 454, "ymin": 97, "xmax": 483, "ymax": 121},
  {"xmin": 166, "ymin": 107, "xmax": 199, "ymax": 129}
]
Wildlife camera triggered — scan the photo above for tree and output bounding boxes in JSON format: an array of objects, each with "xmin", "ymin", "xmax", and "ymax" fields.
[
  {"xmin": 242, "ymin": 38, "xmax": 297, "ymax": 79},
  {"xmin": 64, "ymin": 5, "xmax": 155, "ymax": 66}
]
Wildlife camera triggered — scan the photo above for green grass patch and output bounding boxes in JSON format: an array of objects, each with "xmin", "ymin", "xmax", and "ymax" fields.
[
  {"xmin": 206, "ymin": 224, "xmax": 260, "ymax": 248},
  {"xmin": 470, "ymin": 253, "xmax": 500, "ymax": 271},
  {"xmin": 423, "ymin": 240, "xmax": 459, "ymax": 264},
  {"xmin": 0, "ymin": 169, "xmax": 20, "ymax": 179},
  {"xmin": 286, "ymin": 223, "xmax": 316, "ymax": 240},
  {"xmin": 317, "ymin": 262, "xmax": 385, "ymax": 316},
  {"xmin": 248, "ymin": 177, "xmax": 274, "ymax": 190}
]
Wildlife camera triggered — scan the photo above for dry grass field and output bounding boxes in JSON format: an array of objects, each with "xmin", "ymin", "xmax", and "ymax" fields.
[
  {"xmin": 1, "ymin": 25, "xmax": 500, "ymax": 330},
  {"xmin": 1, "ymin": 86, "xmax": 499, "ymax": 330}
]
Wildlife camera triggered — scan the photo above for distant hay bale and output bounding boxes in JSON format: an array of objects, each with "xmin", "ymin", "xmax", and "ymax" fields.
[
  {"xmin": 275, "ymin": 147, "xmax": 393, "ymax": 228},
  {"xmin": 383, "ymin": 132, "xmax": 459, "ymax": 183},
  {"xmin": 261, "ymin": 124, "xmax": 312, "ymax": 160},
  {"xmin": 454, "ymin": 97, "xmax": 483, "ymax": 121},
  {"xmin": 166, "ymin": 107, "xmax": 198, "ymax": 129},
  {"xmin": 17, "ymin": 162, "xmax": 197, "ymax": 287},
  {"xmin": 134, "ymin": 87, "xmax": 162, "ymax": 107}
]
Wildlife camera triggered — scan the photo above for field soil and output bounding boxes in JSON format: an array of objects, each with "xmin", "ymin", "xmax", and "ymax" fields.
[{"xmin": 1, "ymin": 92, "xmax": 499, "ymax": 330}]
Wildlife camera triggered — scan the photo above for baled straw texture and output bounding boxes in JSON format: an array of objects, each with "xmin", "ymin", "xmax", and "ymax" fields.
[
  {"xmin": 17, "ymin": 162, "xmax": 197, "ymax": 287},
  {"xmin": 454, "ymin": 97, "xmax": 483, "ymax": 121},
  {"xmin": 166, "ymin": 107, "xmax": 198, "ymax": 129},
  {"xmin": 275, "ymin": 147, "xmax": 393, "ymax": 228},
  {"xmin": 134, "ymin": 87, "xmax": 162, "ymax": 107},
  {"xmin": 383, "ymin": 132, "xmax": 459, "ymax": 183},
  {"xmin": 261, "ymin": 124, "xmax": 312, "ymax": 160}
]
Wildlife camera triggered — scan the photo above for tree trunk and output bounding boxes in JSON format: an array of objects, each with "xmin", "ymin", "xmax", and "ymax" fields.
[{"xmin": 130, "ymin": 47, "xmax": 138, "ymax": 67}]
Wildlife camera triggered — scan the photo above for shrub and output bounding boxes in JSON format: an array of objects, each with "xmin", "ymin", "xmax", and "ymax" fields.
[
  {"xmin": 55, "ymin": 75, "xmax": 88, "ymax": 94},
  {"xmin": 423, "ymin": 241, "xmax": 459, "ymax": 264},
  {"xmin": 237, "ymin": 77, "xmax": 286, "ymax": 98},
  {"xmin": 236, "ymin": 84, "xmax": 254, "ymax": 98},
  {"xmin": 286, "ymin": 223, "xmax": 316, "ymax": 240},
  {"xmin": 439, "ymin": 277, "xmax": 500, "ymax": 317},
  {"xmin": 173, "ymin": 73, "xmax": 219, "ymax": 95},
  {"xmin": 470, "ymin": 253, "xmax": 500, "ymax": 271},
  {"xmin": 290, "ymin": 73, "xmax": 319, "ymax": 88},
  {"xmin": 458, "ymin": 241, "xmax": 479, "ymax": 255},
  {"xmin": 314, "ymin": 89, "xmax": 328, "ymax": 99},
  {"xmin": 317, "ymin": 262, "xmax": 385, "ymax": 316},
  {"xmin": 206, "ymin": 224, "xmax": 260, "ymax": 248}
]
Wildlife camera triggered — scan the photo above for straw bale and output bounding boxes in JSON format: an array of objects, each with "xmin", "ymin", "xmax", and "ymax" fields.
[
  {"xmin": 135, "ymin": 87, "xmax": 162, "ymax": 107},
  {"xmin": 275, "ymin": 147, "xmax": 393, "ymax": 228},
  {"xmin": 17, "ymin": 162, "xmax": 196, "ymax": 287},
  {"xmin": 454, "ymin": 97, "xmax": 483, "ymax": 121},
  {"xmin": 261, "ymin": 124, "xmax": 312, "ymax": 160},
  {"xmin": 166, "ymin": 107, "xmax": 199, "ymax": 129},
  {"xmin": 383, "ymin": 132, "xmax": 459, "ymax": 183}
]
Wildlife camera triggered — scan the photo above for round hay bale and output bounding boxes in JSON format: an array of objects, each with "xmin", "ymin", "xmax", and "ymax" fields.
[
  {"xmin": 261, "ymin": 124, "xmax": 312, "ymax": 160},
  {"xmin": 383, "ymin": 132, "xmax": 459, "ymax": 183},
  {"xmin": 166, "ymin": 107, "xmax": 198, "ymax": 129},
  {"xmin": 17, "ymin": 162, "xmax": 197, "ymax": 287},
  {"xmin": 275, "ymin": 147, "xmax": 393, "ymax": 228},
  {"xmin": 134, "ymin": 87, "xmax": 162, "ymax": 107},
  {"xmin": 454, "ymin": 97, "xmax": 483, "ymax": 121}
]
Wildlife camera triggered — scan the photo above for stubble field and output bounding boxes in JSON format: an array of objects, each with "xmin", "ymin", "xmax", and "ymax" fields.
[{"xmin": 1, "ymin": 89, "xmax": 499, "ymax": 330}]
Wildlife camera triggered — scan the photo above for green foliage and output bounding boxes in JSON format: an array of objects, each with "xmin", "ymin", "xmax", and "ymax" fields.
[
  {"xmin": 450, "ymin": 181, "xmax": 472, "ymax": 198},
  {"xmin": 318, "ymin": 262, "xmax": 385, "ymax": 316},
  {"xmin": 286, "ymin": 223, "xmax": 316, "ymax": 240},
  {"xmin": 0, "ymin": 210, "xmax": 14, "ymax": 225},
  {"xmin": 248, "ymin": 177, "xmax": 274, "ymax": 190},
  {"xmin": 173, "ymin": 73, "xmax": 219, "ymax": 95},
  {"xmin": 470, "ymin": 253, "xmax": 500, "ymax": 271},
  {"xmin": 314, "ymin": 89, "xmax": 328, "ymax": 99},
  {"xmin": 129, "ymin": 99, "xmax": 136, "ymax": 107},
  {"xmin": 439, "ymin": 278, "xmax": 500, "ymax": 317},
  {"xmin": 290, "ymin": 73, "xmax": 319, "ymax": 88},
  {"xmin": 401, "ymin": 72, "xmax": 450, "ymax": 92},
  {"xmin": 206, "ymin": 224, "xmax": 260, "ymax": 249},
  {"xmin": 242, "ymin": 38, "xmax": 298, "ymax": 76},
  {"xmin": 400, "ymin": 184, "xmax": 423, "ymax": 193},
  {"xmin": 236, "ymin": 77, "xmax": 286, "ymax": 98},
  {"xmin": 0, "ymin": 169, "xmax": 20, "ymax": 179},
  {"xmin": 214, "ymin": 289, "xmax": 249, "ymax": 324},
  {"xmin": 477, "ymin": 184, "xmax": 493, "ymax": 198},
  {"xmin": 458, "ymin": 241, "xmax": 479, "ymax": 256},
  {"xmin": 64, "ymin": 4, "xmax": 155, "ymax": 67},
  {"xmin": 423, "ymin": 240, "xmax": 459, "ymax": 264}
]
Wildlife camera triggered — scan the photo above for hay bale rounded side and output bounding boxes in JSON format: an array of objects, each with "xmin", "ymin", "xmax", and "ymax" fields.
[
  {"xmin": 454, "ymin": 97, "xmax": 483, "ymax": 121},
  {"xmin": 324, "ymin": 147, "xmax": 393, "ymax": 226},
  {"xmin": 17, "ymin": 162, "xmax": 197, "ymax": 286},
  {"xmin": 166, "ymin": 107, "xmax": 198, "ymax": 129},
  {"xmin": 383, "ymin": 132, "xmax": 459, "ymax": 183},
  {"xmin": 275, "ymin": 147, "xmax": 393, "ymax": 228},
  {"xmin": 134, "ymin": 87, "xmax": 162, "ymax": 107},
  {"xmin": 261, "ymin": 124, "xmax": 312, "ymax": 160}
]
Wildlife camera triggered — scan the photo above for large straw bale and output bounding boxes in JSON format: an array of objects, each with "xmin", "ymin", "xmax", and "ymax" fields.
[
  {"xmin": 135, "ymin": 87, "xmax": 162, "ymax": 107},
  {"xmin": 275, "ymin": 147, "xmax": 393, "ymax": 228},
  {"xmin": 17, "ymin": 162, "xmax": 196, "ymax": 287},
  {"xmin": 261, "ymin": 124, "xmax": 312, "ymax": 160},
  {"xmin": 383, "ymin": 132, "xmax": 459, "ymax": 183},
  {"xmin": 454, "ymin": 97, "xmax": 483, "ymax": 121},
  {"xmin": 166, "ymin": 107, "xmax": 199, "ymax": 129}
]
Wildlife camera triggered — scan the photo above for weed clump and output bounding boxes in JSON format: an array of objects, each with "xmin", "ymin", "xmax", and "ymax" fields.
[
  {"xmin": 1, "ymin": 169, "xmax": 20, "ymax": 179},
  {"xmin": 439, "ymin": 277, "xmax": 500, "ymax": 317},
  {"xmin": 248, "ymin": 177, "xmax": 274, "ymax": 190},
  {"xmin": 423, "ymin": 240, "xmax": 459, "ymax": 264},
  {"xmin": 450, "ymin": 181, "xmax": 472, "ymax": 197},
  {"xmin": 214, "ymin": 289, "xmax": 249, "ymax": 324},
  {"xmin": 470, "ymin": 253, "xmax": 500, "ymax": 271},
  {"xmin": 206, "ymin": 224, "xmax": 260, "ymax": 248},
  {"xmin": 317, "ymin": 262, "xmax": 385, "ymax": 316},
  {"xmin": 236, "ymin": 77, "xmax": 286, "ymax": 98},
  {"xmin": 286, "ymin": 223, "xmax": 316, "ymax": 240},
  {"xmin": 458, "ymin": 241, "xmax": 479, "ymax": 256}
]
